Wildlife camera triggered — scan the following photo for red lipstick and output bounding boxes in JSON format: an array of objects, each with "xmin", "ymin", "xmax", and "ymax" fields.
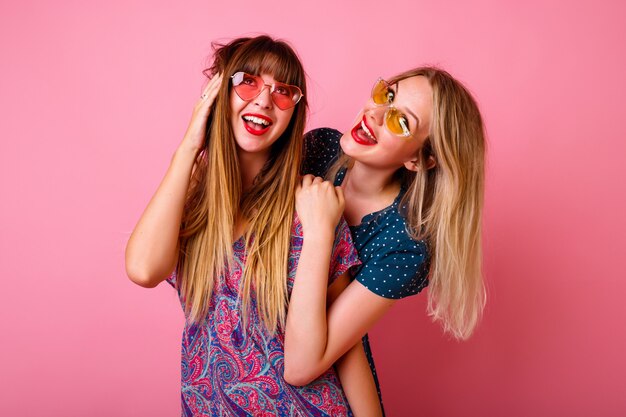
[
  {"xmin": 242, "ymin": 113, "xmax": 272, "ymax": 136},
  {"xmin": 350, "ymin": 115, "xmax": 377, "ymax": 146}
]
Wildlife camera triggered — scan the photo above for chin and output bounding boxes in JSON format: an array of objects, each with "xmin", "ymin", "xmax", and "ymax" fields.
[
  {"xmin": 233, "ymin": 135, "xmax": 271, "ymax": 155},
  {"xmin": 339, "ymin": 132, "xmax": 358, "ymax": 158},
  {"xmin": 235, "ymin": 141, "xmax": 265, "ymax": 154}
]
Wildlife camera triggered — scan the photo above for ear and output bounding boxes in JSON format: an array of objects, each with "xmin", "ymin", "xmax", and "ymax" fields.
[
  {"xmin": 424, "ymin": 155, "xmax": 437, "ymax": 170},
  {"xmin": 403, "ymin": 159, "xmax": 420, "ymax": 172},
  {"xmin": 403, "ymin": 155, "xmax": 437, "ymax": 172}
]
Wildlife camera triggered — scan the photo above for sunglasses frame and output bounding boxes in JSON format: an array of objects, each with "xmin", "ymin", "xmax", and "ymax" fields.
[
  {"xmin": 230, "ymin": 71, "xmax": 303, "ymax": 110},
  {"xmin": 371, "ymin": 78, "xmax": 412, "ymax": 138}
]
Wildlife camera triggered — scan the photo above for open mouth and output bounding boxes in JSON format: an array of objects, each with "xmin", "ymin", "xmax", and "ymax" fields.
[
  {"xmin": 242, "ymin": 113, "xmax": 272, "ymax": 135},
  {"xmin": 351, "ymin": 116, "xmax": 377, "ymax": 145}
]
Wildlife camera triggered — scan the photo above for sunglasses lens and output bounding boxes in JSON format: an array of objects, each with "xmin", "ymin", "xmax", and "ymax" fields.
[
  {"xmin": 271, "ymin": 83, "xmax": 302, "ymax": 110},
  {"xmin": 232, "ymin": 72, "xmax": 263, "ymax": 101},
  {"xmin": 385, "ymin": 107, "xmax": 411, "ymax": 137},
  {"xmin": 372, "ymin": 79, "xmax": 391, "ymax": 105}
]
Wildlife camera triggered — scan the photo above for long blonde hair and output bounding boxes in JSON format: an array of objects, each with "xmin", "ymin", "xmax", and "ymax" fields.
[
  {"xmin": 330, "ymin": 67, "xmax": 486, "ymax": 340},
  {"xmin": 176, "ymin": 36, "xmax": 308, "ymax": 333}
]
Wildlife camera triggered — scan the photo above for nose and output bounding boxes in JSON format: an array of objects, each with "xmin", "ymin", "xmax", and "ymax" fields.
[
  {"xmin": 365, "ymin": 101, "xmax": 385, "ymax": 127},
  {"xmin": 253, "ymin": 84, "xmax": 273, "ymax": 109}
]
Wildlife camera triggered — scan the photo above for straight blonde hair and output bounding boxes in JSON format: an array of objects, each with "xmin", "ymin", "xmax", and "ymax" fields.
[
  {"xmin": 176, "ymin": 36, "xmax": 308, "ymax": 333},
  {"xmin": 329, "ymin": 67, "xmax": 486, "ymax": 340}
]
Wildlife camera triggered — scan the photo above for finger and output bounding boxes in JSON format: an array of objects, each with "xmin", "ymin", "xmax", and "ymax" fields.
[
  {"xmin": 200, "ymin": 73, "xmax": 223, "ymax": 101},
  {"xmin": 203, "ymin": 72, "xmax": 222, "ymax": 92},
  {"xmin": 301, "ymin": 174, "xmax": 314, "ymax": 187},
  {"xmin": 205, "ymin": 79, "xmax": 221, "ymax": 103},
  {"xmin": 335, "ymin": 186, "xmax": 345, "ymax": 209},
  {"xmin": 312, "ymin": 176, "xmax": 324, "ymax": 184}
]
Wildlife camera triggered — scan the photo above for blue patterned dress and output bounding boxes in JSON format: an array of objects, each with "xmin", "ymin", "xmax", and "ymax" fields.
[{"xmin": 167, "ymin": 214, "xmax": 360, "ymax": 416}]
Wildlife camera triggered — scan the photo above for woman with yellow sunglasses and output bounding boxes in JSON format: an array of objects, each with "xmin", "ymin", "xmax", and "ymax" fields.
[{"xmin": 284, "ymin": 67, "xmax": 487, "ymax": 415}]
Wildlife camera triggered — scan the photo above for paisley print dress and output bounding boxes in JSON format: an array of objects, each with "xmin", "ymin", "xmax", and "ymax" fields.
[{"xmin": 167, "ymin": 215, "xmax": 360, "ymax": 416}]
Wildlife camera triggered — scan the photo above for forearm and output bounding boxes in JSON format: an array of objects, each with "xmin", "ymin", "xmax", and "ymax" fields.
[
  {"xmin": 284, "ymin": 229, "xmax": 335, "ymax": 385},
  {"xmin": 125, "ymin": 143, "xmax": 198, "ymax": 287},
  {"xmin": 336, "ymin": 343, "xmax": 383, "ymax": 417},
  {"xmin": 285, "ymin": 278, "xmax": 396, "ymax": 386}
]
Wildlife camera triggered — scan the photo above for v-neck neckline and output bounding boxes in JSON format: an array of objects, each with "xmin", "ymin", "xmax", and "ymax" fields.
[{"xmin": 336, "ymin": 167, "xmax": 404, "ymax": 228}]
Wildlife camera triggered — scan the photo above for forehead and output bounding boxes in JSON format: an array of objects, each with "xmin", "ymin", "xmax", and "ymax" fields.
[
  {"xmin": 395, "ymin": 76, "xmax": 433, "ymax": 132},
  {"xmin": 237, "ymin": 53, "xmax": 299, "ymax": 85},
  {"xmin": 242, "ymin": 73, "xmax": 281, "ymax": 85}
]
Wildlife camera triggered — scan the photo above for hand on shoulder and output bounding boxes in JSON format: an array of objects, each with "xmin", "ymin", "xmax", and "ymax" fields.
[{"xmin": 296, "ymin": 174, "xmax": 345, "ymax": 239}]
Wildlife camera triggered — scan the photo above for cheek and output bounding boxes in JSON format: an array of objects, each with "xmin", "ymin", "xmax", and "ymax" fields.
[
  {"xmin": 276, "ymin": 109, "xmax": 295, "ymax": 130},
  {"xmin": 402, "ymin": 139, "xmax": 422, "ymax": 156},
  {"xmin": 229, "ymin": 85, "xmax": 254, "ymax": 113},
  {"xmin": 379, "ymin": 138, "xmax": 419, "ymax": 162}
]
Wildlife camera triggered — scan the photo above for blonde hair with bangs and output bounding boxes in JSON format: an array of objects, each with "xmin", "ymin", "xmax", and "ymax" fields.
[
  {"xmin": 329, "ymin": 67, "xmax": 486, "ymax": 340},
  {"xmin": 176, "ymin": 36, "xmax": 308, "ymax": 333}
]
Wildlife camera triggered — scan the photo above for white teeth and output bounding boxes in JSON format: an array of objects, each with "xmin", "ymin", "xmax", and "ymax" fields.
[
  {"xmin": 361, "ymin": 121, "xmax": 376, "ymax": 142},
  {"xmin": 243, "ymin": 115, "xmax": 270, "ymax": 126}
]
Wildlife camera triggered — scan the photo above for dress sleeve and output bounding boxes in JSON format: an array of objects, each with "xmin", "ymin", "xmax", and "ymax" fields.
[
  {"xmin": 329, "ymin": 218, "xmax": 361, "ymax": 285},
  {"xmin": 354, "ymin": 240, "xmax": 430, "ymax": 299},
  {"xmin": 302, "ymin": 128, "xmax": 342, "ymax": 178}
]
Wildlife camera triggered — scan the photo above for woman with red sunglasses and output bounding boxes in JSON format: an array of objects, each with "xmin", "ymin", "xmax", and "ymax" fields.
[
  {"xmin": 284, "ymin": 68, "xmax": 487, "ymax": 415},
  {"xmin": 125, "ymin": 36, "xmax": 381, "ymax": 416}
]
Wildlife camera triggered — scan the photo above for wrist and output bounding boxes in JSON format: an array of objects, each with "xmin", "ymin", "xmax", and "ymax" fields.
[
  {"xmin": 174, "ymin": 141, "xmax": 201, "ymax": 162},
  {"xmin": 301, "ymin": 226, "xmax": 335, "ymax": 244}
]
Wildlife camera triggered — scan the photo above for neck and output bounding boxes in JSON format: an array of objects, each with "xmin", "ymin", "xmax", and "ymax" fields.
[
  {"xmin": 344, "ymin": 161, "xmax": 400, "ymax": 199},
  {"xmin": 238, "ymin": 149, "xmax": 269, "ymax": 192}
]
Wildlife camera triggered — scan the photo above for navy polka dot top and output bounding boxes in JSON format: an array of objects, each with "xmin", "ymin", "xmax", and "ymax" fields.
[{"xmin": 303, "ymin": 128, "xmax": 430, "ymax": 299}]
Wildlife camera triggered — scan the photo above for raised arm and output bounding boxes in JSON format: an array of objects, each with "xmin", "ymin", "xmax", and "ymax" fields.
[
  {"xmin": 125, "ymin": 75, "xmax": 222, "ymax": 287},
  {"xmin": 284, "ymin": 175, "xmax": 396, "ymax": 386}
]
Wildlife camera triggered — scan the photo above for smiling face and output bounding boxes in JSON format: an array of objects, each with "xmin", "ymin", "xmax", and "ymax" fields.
[
  {"xmin": 229, "ymin": 72, "xmax": 296, "ymax": 161},
  {"xmin": 341, "ymin": 75, "xmax": 434, "ymax": 171}
]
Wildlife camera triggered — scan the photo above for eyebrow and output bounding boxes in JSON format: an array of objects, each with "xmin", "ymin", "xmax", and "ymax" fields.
[{"xmin": 393, "ymin": 81, "xmax": 421, "ymax": 131}]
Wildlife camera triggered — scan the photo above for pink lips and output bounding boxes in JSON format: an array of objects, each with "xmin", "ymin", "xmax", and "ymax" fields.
[
  {"xmin": 351, "ymin": 115, "xmax": 377, "ymax": 146},
  {"xmin": 242, "ymin": 113, "xmax": 272, "ymax": 136}
]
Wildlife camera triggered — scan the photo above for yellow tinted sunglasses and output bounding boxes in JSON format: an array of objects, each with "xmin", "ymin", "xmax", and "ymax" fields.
[{"xmin": 371, "ymin": 78, "xmax": 412, "ymax": 138}]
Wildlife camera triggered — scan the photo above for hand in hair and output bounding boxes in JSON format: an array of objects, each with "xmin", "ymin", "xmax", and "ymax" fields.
[
  {"xmin": 125, "ymin": 73, "xmax": 223, "ymax": 288},
  {"xmin": 181, "ymin": 73, "xmax": 223, "ymax": 153},
  {"xmin": 295, "ymin": 174, "xmax": 345, "ymax": 239}
]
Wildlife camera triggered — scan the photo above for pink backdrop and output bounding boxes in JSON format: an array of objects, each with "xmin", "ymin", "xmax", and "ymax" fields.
[{"xmin": 2, "ymin": 0, "xmax": 625, "ymax": 416}]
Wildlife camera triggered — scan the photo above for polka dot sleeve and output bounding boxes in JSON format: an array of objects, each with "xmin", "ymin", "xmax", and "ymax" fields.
[
  {"xmin": 354, "ymin": 240, "xmax": 430, "ymax": 299},
  {"xmin": 302, "ymin": 128, "xmax": 342, "ymax": 178}
]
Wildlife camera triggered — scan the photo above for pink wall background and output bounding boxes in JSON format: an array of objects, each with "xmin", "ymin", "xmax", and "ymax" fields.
[{"xmin": 2, "ymin": 0, "xmax": 625, "ymax": 416}]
